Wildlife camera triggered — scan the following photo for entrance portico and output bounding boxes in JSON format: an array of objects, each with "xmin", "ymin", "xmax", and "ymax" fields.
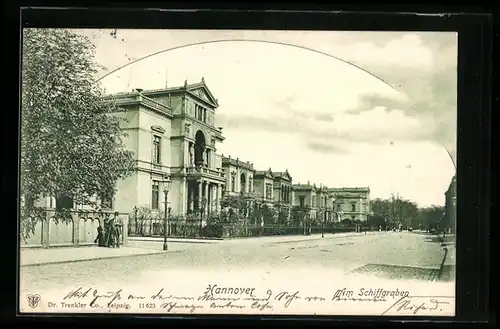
[{"xmin": 187, "ymin": 179, "xmax": 224, "ymax": 215}]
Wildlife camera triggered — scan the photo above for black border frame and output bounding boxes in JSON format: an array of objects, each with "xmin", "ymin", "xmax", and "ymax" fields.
[{"xmin": 4, "ymin": 5, "xmax": 494, "ymax": 326}]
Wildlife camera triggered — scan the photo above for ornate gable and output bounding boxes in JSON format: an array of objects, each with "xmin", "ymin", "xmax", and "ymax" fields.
[
  {"xmin": 186, "ymin": 78, "xmax": 218, "ymax": 107},
  {"xmin": 283, "ymin": 169, "xmax": 292, "ymax": 182}
]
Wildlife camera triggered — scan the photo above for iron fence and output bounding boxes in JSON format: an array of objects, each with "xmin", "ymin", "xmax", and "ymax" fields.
[{"xmin": 127, "ymin": 216, "xmax": 365, "ymax": 239}]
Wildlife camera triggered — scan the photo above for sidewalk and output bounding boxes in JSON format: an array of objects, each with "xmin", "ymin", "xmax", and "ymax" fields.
[{"xmin": 20, "ymin": 245, "xmax": 169, "ymax": 267}]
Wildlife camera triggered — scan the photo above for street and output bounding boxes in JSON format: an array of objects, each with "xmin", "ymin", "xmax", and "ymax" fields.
[{"xmin": 20, "ymin": 231, "xmax": 452, "ymax": 297}]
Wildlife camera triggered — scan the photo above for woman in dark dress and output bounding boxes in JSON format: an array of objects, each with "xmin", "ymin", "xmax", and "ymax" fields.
[{"xmin": 104, "ymin": 214, "xmax": 115, "ymax": 247}]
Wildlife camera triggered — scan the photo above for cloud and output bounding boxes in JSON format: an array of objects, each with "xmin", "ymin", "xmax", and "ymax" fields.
[
  {"xmin": 217, "ymin": 98, "xmax": 426, "ymax": 154},
  {"xmin": 337, "ymin": 32, "xmax": 457, "ymax": 162},
  {"xmin": 306, "ymin": 141, "xmax": 349, "ymax": 154}
]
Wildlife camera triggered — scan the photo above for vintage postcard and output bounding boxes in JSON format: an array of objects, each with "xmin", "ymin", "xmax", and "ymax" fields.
[{"xmin": 19, "ymin": 28, "xmax": 457, "ymax": 316}]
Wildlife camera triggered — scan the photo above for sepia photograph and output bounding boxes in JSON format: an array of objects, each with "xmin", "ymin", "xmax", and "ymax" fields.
[{"xmin": 19, "ymin": 28, "xmax": 457, "ymax": 316}]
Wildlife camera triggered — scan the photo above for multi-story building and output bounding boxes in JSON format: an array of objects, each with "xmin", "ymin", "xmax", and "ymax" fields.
[
  {"xmin": 271, "ymin": 170, "xmax": 293, "ymax": 223},
  {"xmin": 253, "ymin": 168, "xmax": 276, "ymax": 205},
  {"xmin": 221, "ymin": 156, "xmax": 255, "ymax": 197},
  {"xmin": 316, "ymin": 185, "xmax": 336, "ymax": 223},
  {"xmin": 272, "ymin": 170, "xmax": 293, "ymax": 205},
  {"xmin": 104, "ymin": 78, "xmax": 226, "ymax": 217},
  {"xmin": 329, "ymin": 187, "xmax": 371, "ymax": 222},
  {"xmin": 444, "ymin": 175, "xmax": 456, "ymax": 233},
  {"xmin": 292, "ymin": 182, "xmax": 318, "ymax": 221}
]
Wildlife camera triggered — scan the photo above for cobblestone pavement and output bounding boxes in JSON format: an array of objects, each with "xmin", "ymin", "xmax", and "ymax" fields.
[{"xmin": 20, "ymin": 231, "xmax": 449, "ymax": 297}]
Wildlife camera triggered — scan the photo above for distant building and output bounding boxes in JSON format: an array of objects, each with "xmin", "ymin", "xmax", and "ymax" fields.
[
  {"xmin": 329, "ymin": 187, "xmax": 371, "ymax": 222},
  {"xmin": 252, "ymin": 168, "xmax": 294, "ymax": 223},
  {"xmin": 221, "ymin": 156, "xmax": 255, "ymax": 197},
  {"xmin": 293, "ymin": 182, "xmax": 319, "ymax": 221},
  {"xmin": 272, "ymin": 170, "xmax": 293, "ymax": 223},
  {"xmin": 316, "ymin": 185, "xmax": 336, "ymax": 223},
  {"xmin": 253, "ymin": 168, "xmax": 276, "ymax": 205},
  {"xmin": 444, "ymin": 175, "xmax": 456, "ymax": 233}
]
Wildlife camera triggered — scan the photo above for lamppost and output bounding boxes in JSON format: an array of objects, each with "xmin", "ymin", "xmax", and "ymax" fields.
[
  {"xmin": 162, "ymin": 176, "xmax": 172, "ymax": 251},
  {"xmin": 199, "ymin": 197, "xmax": 207, "ymax": 236}
]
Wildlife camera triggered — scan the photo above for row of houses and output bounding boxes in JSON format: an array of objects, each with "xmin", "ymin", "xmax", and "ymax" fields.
[
  {"xmin": 220, "ymin": 155, "xmax": 370, "ymax": 223},
  {"xmin": 24, "ymin": 78, "xmax": 370, "ymax": 223}
]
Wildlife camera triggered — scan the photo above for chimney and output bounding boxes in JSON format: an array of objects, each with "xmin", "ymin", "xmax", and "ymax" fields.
[
  {"xmin": 135, "ymin": 88, "xmax": 143, "ymax": 101},
  {"xmin": 201, "ymin": 77, "xmax": 205, "ymax": 83}
]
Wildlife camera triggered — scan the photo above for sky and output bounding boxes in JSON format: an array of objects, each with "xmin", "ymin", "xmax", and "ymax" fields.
[{"xmin": 75, "ymin": 29, "xmax": 457, "ymax": 207}]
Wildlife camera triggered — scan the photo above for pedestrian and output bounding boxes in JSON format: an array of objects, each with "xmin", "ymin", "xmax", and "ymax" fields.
[
  {"xmin": 113, "ymin": 212, "xmax": 121, "ymax": 248},
  {"xmin": 94, "ymin": 226, "xmax": 106, "ymax": 247},
  {"xmin": 104, "ymin": 214, "xmax": 114, "ymax": 247}
]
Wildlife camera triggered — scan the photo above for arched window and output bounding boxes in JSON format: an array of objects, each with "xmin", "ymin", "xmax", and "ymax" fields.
[
  {"xmin": 194, "ymin": 130, "xmax": 206, "ymax": 166},
  {"xmin": 240, "ymin": 173, "xmax": 246, "ymax": 193}
]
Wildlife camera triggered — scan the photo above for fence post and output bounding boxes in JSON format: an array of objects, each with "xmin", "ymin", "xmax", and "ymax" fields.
[
  {"xmin": 122, "ymin": 214, "xmax": 128, "ymax": 245},
  {"xmin": 72, "ymin": 212, "xmax": 80, "ymax": 247},
  {"xmin": 42, "ymin": 209, "xmax": 52, "ymax": 248}
]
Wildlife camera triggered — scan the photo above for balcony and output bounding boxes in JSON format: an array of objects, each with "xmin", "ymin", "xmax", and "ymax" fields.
[{"xmin": 186, "ymin": 166, "xmax": 225, "ymax": 182}]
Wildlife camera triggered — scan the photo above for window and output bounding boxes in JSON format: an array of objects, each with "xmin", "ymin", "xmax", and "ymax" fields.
[
  {"xmin": 152, "ymin": 181, "xmax": 160, "ymax": 209},
  {"xmin": 265, "ymin": 183, "xmax": 272, "ymax": 200},
  {"xmin": 299, "ymin": 196, "xmax": 305, "ymax": 208},
  {"xmin": 240, "ymin": 174, "xmax": 246, "ymax": 193},
  {"xmin": 249, "ymin": 177, "xmax": 253, "ymax": 193},
  {"xmin": 56, "ymin": 195, "xmax": 74, "ymax": 210},
  {"xmin": 336, "ymin": 204, "xmax": 341, "ymax": 211},
  {"xmin": 351, "ymin": 203, "xmax": 356, "ymax": 212},
  {"xmin": 195, "ymin": 105, "xmax": 207, "ymax": 122},
  {"xmin": 312, "ymin": 196, "xmax": 316, "ymax": 207},
  {"xmin": 231, "ymin": 175, "xmax": 236, "ymax": 192},
  {"xmin": 153, "ymin": 135, "xmax": 161, "ymax": 164}
]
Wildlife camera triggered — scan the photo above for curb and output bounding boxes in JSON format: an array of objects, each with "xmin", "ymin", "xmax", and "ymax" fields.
[
  {"xmin": 21, "ymin": 250, "xmax": 183, "ymax": 268},
  {"xmin": 128, "ymin": 232, "xmax": 381, "ymax": 244}
]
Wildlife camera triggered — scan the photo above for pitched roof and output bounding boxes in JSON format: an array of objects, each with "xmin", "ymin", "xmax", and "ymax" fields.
[
  {"xmin": 254, "ymin": 168, "xmax": 274, "ymax": 179},
  {"xmin": 273, "ymin": 169, "xmax": 292, "ymax": 182}
]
